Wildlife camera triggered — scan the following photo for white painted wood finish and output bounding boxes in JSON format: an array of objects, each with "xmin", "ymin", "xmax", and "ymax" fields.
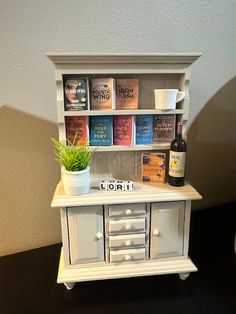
[
  {"xmin": 67, "ymin": 206, "xmax": 104, "ymax": 264},
  {"xmin": 48, "ymin": 53, "xmax": 202, "ymax": 288},
  {"xmin": 108, "ymin": 203, "xmax": 146, "ymax": 217},
  {"xmin": 150, "ymin": 201, "xmax": 185, "ymax": 259},
  {"xmin": 52, "ymin": 179, "xmax": 201, "ymax": 208},
  {"xmin": 109, "ymin": 233, "xmax": 146, "ymax": 249},
  {"xmin": 57, "ymin": 248, "xmax": 197, "ymax": 284},
  {"xmin": 110, "ymin": 248, "xmax": 146, "ymax": 263},
  {"xmin": 108, "ymin": 218, "xmax": 146, "ymax": 234}
]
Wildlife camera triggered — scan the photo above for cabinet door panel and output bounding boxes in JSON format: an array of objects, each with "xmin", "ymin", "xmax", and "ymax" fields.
[
  {"xmin": 67, "ymin": 206, "xmax": 104, "ymax": 264},
  {"xmin": 150, "ymin": 201, "xmax": 184, "ymax": 259}
]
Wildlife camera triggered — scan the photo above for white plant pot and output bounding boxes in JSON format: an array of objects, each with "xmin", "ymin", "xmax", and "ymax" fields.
[{"xmin": 61, "ymin": 166, "xmax": 91, "ymax": 196}]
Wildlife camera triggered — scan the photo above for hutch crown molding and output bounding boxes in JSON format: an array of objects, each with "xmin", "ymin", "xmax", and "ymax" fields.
[{"xmin": 48, "ymin": 53, "xmax": 202, "ymax": 290}]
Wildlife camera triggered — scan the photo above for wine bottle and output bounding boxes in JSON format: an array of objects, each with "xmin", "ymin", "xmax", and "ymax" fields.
[{"xmin": 168, "ymin": 121, "xmax": 186, "ymax": 186}]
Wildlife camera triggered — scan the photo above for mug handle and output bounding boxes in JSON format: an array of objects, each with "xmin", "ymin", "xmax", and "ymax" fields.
[{"xmin": 176, "ymin": 91, "xmax": 185, "ymax": 103}]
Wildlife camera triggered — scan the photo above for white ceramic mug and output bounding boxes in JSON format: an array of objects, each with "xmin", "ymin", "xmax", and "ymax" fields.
[{"xmin": 154, "ymin": 89, "xmax": 185, "ymax": 110}]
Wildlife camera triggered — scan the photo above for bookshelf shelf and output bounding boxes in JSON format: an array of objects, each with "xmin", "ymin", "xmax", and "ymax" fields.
[
  {"xmin": 89, "ymin": 143, "xmax": 171, "ymax": 152},
  {"xmin": 62, "ymin": 109, "xmax": 184, "ymax": 116},
  {"xmin": 48, "ymin": 53, "xmax": 202, "ymax": 290}
]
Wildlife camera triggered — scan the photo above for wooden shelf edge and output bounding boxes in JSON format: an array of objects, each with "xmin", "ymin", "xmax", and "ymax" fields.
[
  {"xmin": 57, "ymin": 247, "xmax": 197, "ymax": 283},
  {"xmin": 89, "ymin": 144, "xmax": 171, "ymax": 152},
  {"xmin": 47, "ymin": 53, "xmax": 202, "ymax": 65},
  {"xmin": 51, "ymin": 180, "xmax": 202, "ymax": 208},
  {"xmin": 62, "ymin": 109, "xmax": 184, "ymax": 116}
]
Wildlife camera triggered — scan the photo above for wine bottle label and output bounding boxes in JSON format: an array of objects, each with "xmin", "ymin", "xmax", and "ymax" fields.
[{"xmin": 169, "ymin": 151, "xmax": 186, "ymax": 177}]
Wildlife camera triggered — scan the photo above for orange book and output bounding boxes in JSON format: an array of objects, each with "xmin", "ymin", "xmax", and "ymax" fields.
[
  {"xmin": 91, "ymin": 78, "xmax": 115, "ymax": 110},
  {"xmin": 65, "ymin": 116, "xmax": 87, "ymax": 146},
  {"xmin": 141, "ymin": 153, "xmax": 166, "ymax": 183},
  {"xmin": 116, "ymin": 79, "xmax": 138, "ymax": 110}
]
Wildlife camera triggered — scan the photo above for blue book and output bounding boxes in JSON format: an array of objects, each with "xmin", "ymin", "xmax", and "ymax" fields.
[
  {"xmin": 89, "ymin": 116, "xmax": 113, "ymax": 146},
  {"xmin": 135, "ymin": 115, "xmax": 153, "ymax": 144}
]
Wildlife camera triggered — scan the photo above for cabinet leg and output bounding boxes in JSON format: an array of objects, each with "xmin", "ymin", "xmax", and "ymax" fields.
[
  {"xmin": 64, "ymin": 282, "xmax": 76, "ymax": 290},
  {"xmin": 179, "ymin": 272, "xmax": 190, "ymax": 280}
]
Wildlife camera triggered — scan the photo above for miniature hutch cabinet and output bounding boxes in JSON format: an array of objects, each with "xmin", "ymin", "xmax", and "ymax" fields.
[{"xmin": 48, "ymin": 53, "xmax": 202, "ymax": 290}]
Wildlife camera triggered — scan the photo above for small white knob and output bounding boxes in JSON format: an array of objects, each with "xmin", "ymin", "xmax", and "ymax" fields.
[
  {"xmin": 125, "ymin": 209, "xmax": 132, "ymax": 216},
  {"xmin": 125, "ymin": 223, "xmax": 132, "ymax": 230},
  {"xmin": 125, "ymin": 240, "xmax": 132, "ymax": 247},
  {"xmin": 153, "ymin": 229, "xmax": 160, "ymax": 236},
  {"xmin": 124, "ymin": 255, "xmax": 131, "ymax": 261},
  {"xmin": 96, "ymin": 232, "xmax": 103, "ymax": 239}
]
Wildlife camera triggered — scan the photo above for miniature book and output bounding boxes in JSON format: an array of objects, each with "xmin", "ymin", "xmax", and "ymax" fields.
[
  {"xmin": 91, "ymin": 78, "xmax": 115, "ymax": 110},
  {"xmin": 116, "ymin": 79, "xmax": 138, "ymax": 110},
  {"xmin": 63, "ymin": 76, "xmax": 89, "ymax": 111},
  {"xmin": 135, "ymin": 115, "xmax": 153, "ymax": 145},
  {"xmin": 89, "ymin": 116, "xmax": 113, "ymax": 146},
  {"xmin": 141, "ymin": 152, "xmax": 166, "ymax": 183},
  {"xmin": 65, "ymin": 116, "xmax": 88, "ymax": 145},
  {"xmin": 113, "ymin": 115, "xmax": 133, "ymax": 146},
  {"xmin": 153, "ymin": 114, "xmax": 176, "ymax": 143}
]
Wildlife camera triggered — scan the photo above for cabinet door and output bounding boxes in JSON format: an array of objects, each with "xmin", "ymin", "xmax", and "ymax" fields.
[
  {"xmin": 150, "ymin": 201, "xmax": 185, "ymax": 259},
  {"xmin": 67, "ymin": 206, "xmax": 104, "ymax": 264}
]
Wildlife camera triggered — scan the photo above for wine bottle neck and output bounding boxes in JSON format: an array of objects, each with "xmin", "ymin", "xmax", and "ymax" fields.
[
  {"xmin": 176, "ymin": 133, "xmax": 182, "ymax": 140},
  {"xmin": 177, "ymin": 123, "xmax": 183, "ymax": 139}
]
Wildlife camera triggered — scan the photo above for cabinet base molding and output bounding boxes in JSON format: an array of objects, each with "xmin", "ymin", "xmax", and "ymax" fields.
[{"xmin": 57, "ymin": 248, "xmax": 197, "ymax": 285}]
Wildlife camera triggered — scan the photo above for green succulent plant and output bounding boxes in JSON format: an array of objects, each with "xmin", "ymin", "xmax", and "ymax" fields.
[{"xmin": 52, "ymin": 133, "xmax": 94, "ymax": 171}]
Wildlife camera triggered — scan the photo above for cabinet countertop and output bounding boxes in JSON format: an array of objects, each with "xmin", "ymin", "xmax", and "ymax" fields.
[{"xmin": 51, "ymin": 178, "xmax": 202, "ymax": 208}]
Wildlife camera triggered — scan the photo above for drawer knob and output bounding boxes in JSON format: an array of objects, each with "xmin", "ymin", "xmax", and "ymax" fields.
[
  {"xmin": 125, "ymin": 223, "xmax": 132, "ymax": 230},
  {"xmin": 125, "ymin": 209, "xmax": 132, "ymax": 216},
  {"xmin": 96, "ymin": 232, "xmax": 103, "ymax": 239},
  {"xmin": 125, "ymin": 240, "xmax": 132, "ymax": 247},
  {"xmin": 124, "ymin": 254, "xmax": 131, "ymax": 261},
  {"xmin": 153, "ymin": 229, "xmax": 160, "ymax": 236}
]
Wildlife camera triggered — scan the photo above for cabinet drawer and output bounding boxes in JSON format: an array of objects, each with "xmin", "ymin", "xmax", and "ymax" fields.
[
  {"xmin": 109, "ymin": 233, "xmax": 146, "ymax": 248},
  {"xmin": 108, "ymin": 203, "xmax": 146, "ymax": 218},
  {"xmin": 109, "ymin": 218, "xmax": 146, "ymax": 234},
  {"xmin": 110, "ymin": 248, "xmax": 146, "ymax": 263}
]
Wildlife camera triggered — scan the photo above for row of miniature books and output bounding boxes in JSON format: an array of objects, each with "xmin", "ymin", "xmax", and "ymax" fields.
[
  {"xmin": 65, "ymin": 114, "xmax": 176, "ymax": 146},
  {"xmin": 63, "ymin": 76, "xmax": 138, "ymax": 111}
]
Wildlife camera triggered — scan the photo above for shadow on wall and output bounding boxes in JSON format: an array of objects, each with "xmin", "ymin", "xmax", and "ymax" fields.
[
  {"xmin": 0, "ymin": 106, "xmax": 61, "ymax": 256},
  {"xmin": 187, "ymin": 76, "xmax": 236, "ymax": 210}
]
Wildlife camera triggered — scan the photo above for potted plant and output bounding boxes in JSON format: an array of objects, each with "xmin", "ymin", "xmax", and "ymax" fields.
[{"xmin": 52, "ymin": 134, "xmax": 94, "ymax": 196}]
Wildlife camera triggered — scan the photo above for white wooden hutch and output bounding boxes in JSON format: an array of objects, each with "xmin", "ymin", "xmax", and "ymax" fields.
[{"xmin": 48, "ymin": 53, "xmax": 202, "ymax": 290}]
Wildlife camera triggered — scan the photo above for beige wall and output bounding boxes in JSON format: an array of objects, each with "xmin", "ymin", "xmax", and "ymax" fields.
[{"xmin": 0, "ymin": 0, "xmax": 236, "ymax": 255}]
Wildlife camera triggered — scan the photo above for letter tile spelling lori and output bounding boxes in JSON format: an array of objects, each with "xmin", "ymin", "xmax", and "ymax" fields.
[{"xmin": 99, "ymin": 180, "xmax": 134, "ymax": 191}]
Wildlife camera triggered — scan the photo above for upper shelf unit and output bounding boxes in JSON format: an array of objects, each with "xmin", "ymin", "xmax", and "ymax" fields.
[{"xmin": 47, "ymin": 53, "xmax": 201, "ymax": 151}]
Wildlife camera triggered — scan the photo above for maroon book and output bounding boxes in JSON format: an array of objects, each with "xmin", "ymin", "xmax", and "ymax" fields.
[{"xmin": 113, "ymin": 115, "xmax": 133, "ymax": 146}]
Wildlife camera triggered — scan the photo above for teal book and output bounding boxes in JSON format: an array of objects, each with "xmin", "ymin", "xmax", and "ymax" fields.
[
  {"xmin": 135, "ymin": 115, "xmax": 153, "ymax": 144},
  {"xmin": 89, "ymin": 116, "xmax": 113, "ymax": 146}
]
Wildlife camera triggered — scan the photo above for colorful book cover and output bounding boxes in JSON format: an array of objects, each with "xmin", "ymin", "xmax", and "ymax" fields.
[
  {"xmin": 113, "ymin": 115, "xmax": 133, "ymax": 146},
  {"xmin": 135, "ymin": 115, "xmax": 153, "ymax": 145},
  {"xmin": 91, "ymin": 78, "xmax": 115, "ymax": 110},
  {"xmin": 65, "ymin": 116, "xmax": 88, "ymax": 146},
  {"xmin": 141, "ymin": 153, "xmax": 166, "ymax": 183},
  {"xmin": 116, "ymin": 79, "xmax": 139, "ymax": 110},
  {"xmin": 89, "ymin": 116, "xmax": 113, "ymax": 146},
  {"xmin": 63, "ymin": 76, "xmax": 89, "ymax": 111},
  {"xmin": 153, "ymin": 114, "xmax": 176, "ymax": 143}
]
